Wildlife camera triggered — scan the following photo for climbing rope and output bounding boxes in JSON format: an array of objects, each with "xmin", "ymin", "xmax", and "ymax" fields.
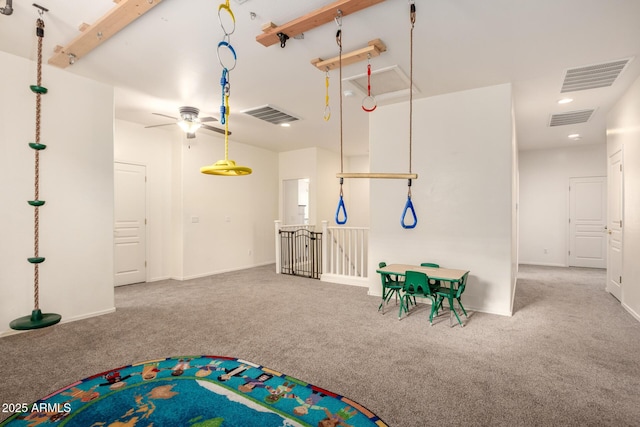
[
  {"xmin": 334, "ymin": 10, "xmax": 347, "ymax": 225},
  {"xmin": 32, "ymin": 16, "xmax": 45, "ymax": 309},
  {"xmin": 10, "ymin": 4, "xmax": 62, "ymax": 330},
  {"xmin": 401, "ymin": 1, "xmax": 417, "ymax": 229}
]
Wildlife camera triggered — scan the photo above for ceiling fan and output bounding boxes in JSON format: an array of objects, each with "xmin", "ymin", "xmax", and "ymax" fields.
[{"xmin": 144, "ymin": 106, "xmax": 229, "ymax": 138}]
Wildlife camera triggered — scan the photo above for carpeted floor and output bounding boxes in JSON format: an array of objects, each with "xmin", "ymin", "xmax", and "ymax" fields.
[{"xmin": 1, "ymin": 264, "xmax": 640, "ymax": 426}]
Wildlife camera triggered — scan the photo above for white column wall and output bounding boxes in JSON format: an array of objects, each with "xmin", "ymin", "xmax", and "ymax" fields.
[
  {"xmin": 368, "ymin": 84, "xmax": 516, "ymax": 316},
  {"xmin": 518, "ymin": 144, "xmax": 607, "ymax": 266},
  {"xmin": 607, "ymin": 74, "xmax": 640, "ymax": 321},
  {"xmin": 0, "ymin": 51, "xmax": 114, "ymax": 335}
]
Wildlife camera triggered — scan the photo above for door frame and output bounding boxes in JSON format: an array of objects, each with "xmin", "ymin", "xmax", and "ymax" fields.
[
  {"xmin": 606, "ymin": 149, "xmax": 624, "ymax": 300},
  {"xmin": 114, "ymin": 160, "xmax": 148, "ymax": 286},
  {"xmin": 566, "ymin": 176, "xmax": 607, "ymax": 268}
]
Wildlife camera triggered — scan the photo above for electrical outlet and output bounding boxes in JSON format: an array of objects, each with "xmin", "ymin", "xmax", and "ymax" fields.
[{"xmin": 544, "ymin": 248, "xmax": 548, "ymax": 254}]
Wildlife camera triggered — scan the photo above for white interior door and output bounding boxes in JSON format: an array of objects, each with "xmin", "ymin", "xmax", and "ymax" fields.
[
  {"xmin": 114, "ymin": 162, "xmax": 146, "ymax": 286},
  {"xmin": 607, "ymin": 150, "xmax": 623, "ymax": 300},
  {"xmin": 569, "ymin": 177, "xmax": 607, "ymax": 268}
]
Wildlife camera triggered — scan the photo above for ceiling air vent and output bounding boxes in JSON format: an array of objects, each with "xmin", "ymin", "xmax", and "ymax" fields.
[
  {"xmin": 241, "ymin": 105, "xmax": 300, "ymax": 125},
  {"xmin": 549, "ymin": 109, "xmax": 595, "ymax": 127},
  {"xmin": 561, "ymin": 58, "xmax": 632, "ymax": 93},
  {"xmin": 343, "ymin": 65, "xmax": 418, "ymax": 101}
]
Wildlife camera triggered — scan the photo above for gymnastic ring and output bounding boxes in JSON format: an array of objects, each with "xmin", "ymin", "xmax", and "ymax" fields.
[
  {"xmin": 218, "ymin": 4, "xmax": 236, "ymax": 36},
  {"xmin": 362, "ymin": 95, "xmax": 377, "ymax": 112},
  {"xmin": 323, "ymin": 105, "xmax": 331, "ymax": 121},
  {"xmin": 217, "ymin": 41, "xmax": 237, "ymax": 71}
]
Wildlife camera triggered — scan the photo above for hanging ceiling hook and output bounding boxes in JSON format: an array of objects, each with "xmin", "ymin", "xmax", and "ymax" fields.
[
  {"xmin": 33, "ymin": 3, "xmax": 48, "ymax": 17},
  {"xmin": 0, "ymin": 0, "xmax": 13, "ymax": 16},
  {"xmin": 334, "ymin": 9, "xmax": 343, "ymax": 28}
]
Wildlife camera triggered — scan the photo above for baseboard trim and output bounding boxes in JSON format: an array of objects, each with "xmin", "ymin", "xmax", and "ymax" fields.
[
  {"xmin": 519, "ymin": 261, "xmax": 566, "ymax": 267},
  {"xmin": 320, "ymin": 274, "xmax": 369, "ymax": 288},
  {"xmin": 0, "ymin": 307, "xmax": 116, "ymax": 338},
  {"xmin": 622, "ymin": 302, "xmax": 640, "ymax": 323},
  {"xmin": 177, "ymin": 261, "xmax": 275, "ymax": 281}
]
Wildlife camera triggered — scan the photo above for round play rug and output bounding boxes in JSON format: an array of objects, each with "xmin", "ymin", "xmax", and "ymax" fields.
[{"xmin": 0, "ymin": 355, "xmax": 387, "ymax": 427}]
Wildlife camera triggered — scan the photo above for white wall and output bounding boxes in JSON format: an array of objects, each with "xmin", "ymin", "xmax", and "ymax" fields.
[
  {"xmin": 368, "ymin": 84, "xmax": 516, "ymax": 316},
  {"xmin": 518, "ymin": 144, "xmax": 607, "ymax": 266},
  {"xmin": 0, "ymin": 51, "xmax": 115, "ymax": 335},
  {"xmin": 607, "ymin": 74, "xmax": 640, "ymax": 321},
  {"xmin": 114, "ymin": 120, "xmax": 174, "ymax": 281},
  {"xmin": 114, "ymin": 120, "xmax": 278, "ymax": 281},
  {"xmin": 180, "ymin": 131, "xmax": 278, "ymax": 279}
]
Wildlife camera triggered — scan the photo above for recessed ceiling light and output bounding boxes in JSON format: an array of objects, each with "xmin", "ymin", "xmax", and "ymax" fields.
[
  {"xmin": 568, "ymin": 133, "xmax": 581, "ymax": 139},
  {"xmin": 558, "ymin": 98, "xmax": 573, "ymax": 104},
  {"xmin": 281, "ymin": 123, "xmax": 291, "ymax": 127}
]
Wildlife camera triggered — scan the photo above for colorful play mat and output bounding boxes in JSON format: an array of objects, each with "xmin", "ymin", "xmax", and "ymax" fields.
[{"xmin": 0, "ymin": 355, "xmax": 386, "ymax": 427}]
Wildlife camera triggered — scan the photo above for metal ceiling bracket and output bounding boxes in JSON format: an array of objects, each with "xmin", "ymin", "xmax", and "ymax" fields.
[
  {"xmin": 0, "ymin": 0, "xmax": 13, "ymax": 16},
  {"xmin": 277, "ymin": 32, "xmax": 289, "ymax": 48}
]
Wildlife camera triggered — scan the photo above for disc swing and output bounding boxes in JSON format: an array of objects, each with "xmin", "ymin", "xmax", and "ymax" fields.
[
  {"xmin": 200, "ymin": 0, "xmax": 252, "ymax": 176},
  {"xmin": 11, "ymin": 4, "xmax": 62, "ymax": 330},
  {"xmin": 332, "ymin": 2, "xmax": 418, "ymax": 229}
]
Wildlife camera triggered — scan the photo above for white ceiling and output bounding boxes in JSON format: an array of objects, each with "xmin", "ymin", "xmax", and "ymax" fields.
[{"xmin": 2, "ymin": 0, "xmax": 640, "ymax": 156}]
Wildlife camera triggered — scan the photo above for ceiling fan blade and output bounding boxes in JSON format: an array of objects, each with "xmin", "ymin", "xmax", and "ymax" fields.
[
  {"xmin": 152, "ymin": 113, "xmax": 178, "ymax": 120},
  {"xmin": 201, "ymin": 124, "xmax": 231, "ymax": 135},
  {"xmin": 144, "ymin": 122, "xmax": 176, "ymax": 129},
  {"xmin": 200, "ymin": 116, "xmax": 218, "ymax": 123}
]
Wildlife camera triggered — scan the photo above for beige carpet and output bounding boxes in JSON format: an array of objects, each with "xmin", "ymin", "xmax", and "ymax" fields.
[{"xmin": 1, "ymin": 264, "xmax": 639, "ymax": 426}]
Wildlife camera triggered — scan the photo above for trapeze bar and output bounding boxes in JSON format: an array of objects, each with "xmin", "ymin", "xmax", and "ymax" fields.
[{"xmin": 336, "ymin": 172, "xmax": 418, "ymax": 179}]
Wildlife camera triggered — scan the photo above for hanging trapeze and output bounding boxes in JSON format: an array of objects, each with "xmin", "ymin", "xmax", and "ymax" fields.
[
  {"xmin": 200, "ymin": 0, "xmax": 252, "ymax": 177},
  {"xmin": 331, "ymin": 3, "xmax": 419, "ymax": 228},
  {"xmin": 11, "ymin": 4, "xmax": 61, "ymax": 331}
]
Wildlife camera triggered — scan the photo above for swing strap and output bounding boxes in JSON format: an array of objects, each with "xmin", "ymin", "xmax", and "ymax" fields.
[
  {"xmin": 335, "ymin": 178, "xmax": 348, "ymax": 225},
  {"xmin": 401, "ymin": 179, "xmax": 417, "ymax": 229}
]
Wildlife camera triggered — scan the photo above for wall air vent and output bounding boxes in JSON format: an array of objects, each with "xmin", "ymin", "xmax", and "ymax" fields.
[
  {"xmin": 343, "ymin": 65, "xmax": 419, "ymax": 101},
  {"xmin": 561, "ymin": 58, "xmax": 632, "ymax": 93},
  {"xmin": 549, "ymin": 109, "xmax": 595, "ymax": 127},
  {"xmin": 241, "ymin": 105, "xmax": 300, "ymax": 125}
]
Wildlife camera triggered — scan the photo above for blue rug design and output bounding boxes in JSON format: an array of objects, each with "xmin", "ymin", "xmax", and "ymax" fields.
[{"xmin": 0, "ymin": 355, "xmax": 386, "ymax": 427}]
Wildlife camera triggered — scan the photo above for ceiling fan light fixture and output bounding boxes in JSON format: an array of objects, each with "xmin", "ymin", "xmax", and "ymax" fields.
[{"xmin": 177, "ymin": 119, "xmax": 202, "ymax": 133}]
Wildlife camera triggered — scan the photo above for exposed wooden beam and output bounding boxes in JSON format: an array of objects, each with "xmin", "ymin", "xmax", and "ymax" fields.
[
  {"xmin": 311, "ymin": 39, "xmax": 386, "ymax": 71},
  {"xmin": 337, "ymin": 173, "xmax": 418, "ymax": 179},
  {"xmin": 256, "ymin": 0, "xmax": 387, "ymax": 48},
  {"xmin": 48, "ymin": 0, "xmax": 163, "ymax": 69}
]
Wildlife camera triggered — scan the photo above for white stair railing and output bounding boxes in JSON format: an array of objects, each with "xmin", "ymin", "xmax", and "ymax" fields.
[
  {"xmin": 274, "ymin": 220, "xmax": 369, "ymax": 287},
  {"xmin": 321, "ymin": 220, "xmax": 369, "ymax": 287}
]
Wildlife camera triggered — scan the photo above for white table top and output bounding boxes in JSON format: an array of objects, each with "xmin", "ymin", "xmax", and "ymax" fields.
[{"xmin": 376, "ymin": 263, "xmax": 468, "ymax": 282}]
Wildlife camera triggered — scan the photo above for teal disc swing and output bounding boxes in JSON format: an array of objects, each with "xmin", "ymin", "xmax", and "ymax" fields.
[
  {"xmin": 333, "ymin": 2, "xmax": 419, "ymax": 229},
  {"xmin": 11, "ymin": 5, "xmax": 61, "ymax": 331}
]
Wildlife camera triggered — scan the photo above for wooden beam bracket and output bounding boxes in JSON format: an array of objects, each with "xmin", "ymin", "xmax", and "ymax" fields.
[
  {"xmin": 48, "ymin": 0, "xmax": 163, "ymax": 69},
  {"xmin": 311, "ymin": 39, "xmax": 386, "ymax": 71},
  {"xmin": 256, "ymin": 0, "xmax": 386, "ymax": 48}
]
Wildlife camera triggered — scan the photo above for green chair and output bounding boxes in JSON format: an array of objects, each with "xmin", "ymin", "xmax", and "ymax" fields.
[
  {"xmin": 378, "ymin": 262, "xmax": 404, "ymax": 314},
  {"xmin": 399, "ymin": 271, "xmax": 438, "ymax": 325},
  {"xmin": 435, "ymin": 271, "xmax": 469, "ymax": 327},
  {"xmin": 420, "ymin": 262, "xmax": 443, "ymax": 290}
]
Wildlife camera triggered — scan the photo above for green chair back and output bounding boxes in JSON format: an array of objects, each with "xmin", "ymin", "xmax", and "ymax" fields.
[
  {"xmin": 420, "ymin": 262, "xmax": 439, "ymax": 268},
  {"xmin": 456, "ymin": 271, "xmax": 469, "ymax": 298},
  {"xmin": 404, "ymin": 271, "xmax": 433, "ymax": 296}
]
